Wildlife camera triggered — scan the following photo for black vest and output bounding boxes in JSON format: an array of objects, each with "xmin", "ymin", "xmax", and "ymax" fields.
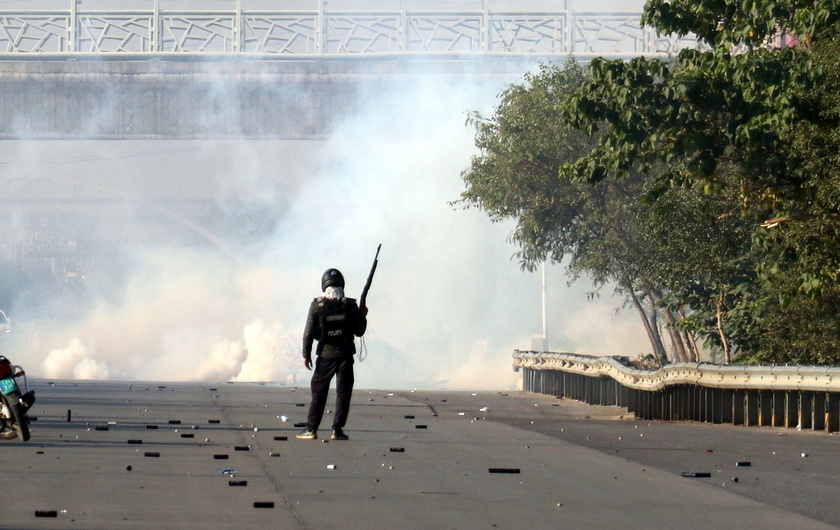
[{"xmin": 318, "ymin": 298, "xmax": 352, "ymax": 346}]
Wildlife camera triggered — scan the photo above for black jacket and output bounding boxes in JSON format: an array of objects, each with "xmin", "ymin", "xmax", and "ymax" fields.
[{"xmin": 302, "ymin": 296, "xmax": 367, "ymax": 360}]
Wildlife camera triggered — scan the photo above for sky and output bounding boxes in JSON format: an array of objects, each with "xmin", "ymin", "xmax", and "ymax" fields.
[{"xmin": 0, "ymin": 0, "xmax": 651, "ymax": 390}]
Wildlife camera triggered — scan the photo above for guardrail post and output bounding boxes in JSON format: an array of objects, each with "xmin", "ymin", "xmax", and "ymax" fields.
[
  {"xmin": 828, "ymin": 393, "xmax": 840, "ymax": 432},
  {"xmin": 813, "ymin": 392, "xmax": 827, "ymax": 431},
  {"xmin": 671, "ymin": 386, "xmax": 683, "ymax": 421},
  {"xmin": 617, "ymin": 382, "xmax": 628, "ymax": 407},
  {"xmin": 745, "ymin": 390, "xmax": 759, "ymax": 426},
  {"xmin": 711, "ymin": 388, "xmax": 723, "ymax": 424},
  {"xmin": 686, "ymin": 385, "xmax": 697, "ymax": 421},
  {"xmin": 647, "ymin": 391, "xmax": 657, "ymax": 420},
  {"xmin": 720, "ymin": 389, "xmax": 734, "ymax": 424},
  {"xmin": 638, "ymin": 390, "xmax": 650, "ymax": 420},
  {"xmin": 703, "ymin": 387, "xmax": 714, "ymax": 423},
  {"xmin": 772, "ymin": 390, "xmax": 786, "ymax": 427},
  {"xmin": 786, "ymin": 391, "xmax": 799, "ymax": 428},
  {"xmin": 627, "ymin": 388, "xmax": 637, "ymax": 416},
  {"xmin": 799, "ymin": 391, "xmax": 813, "ymax": 429},
  {"xmin": 758, "ymin": 390, "xmax": 773, "ymax": 426},
  {"xmin": 733, "ymin": 389, "xmax": 745, "ymax": 425},
  {"xmin": 596, "ymin": 377, "xmax": 604, "ymax": 405},
  {"xmin": 658, "ymin": 389, "xmax": 668, "ymax": 421},
  {"xmin": 583, "ymin": 374, "xmax": 591, "ymax": 402},
  {"xmin": 657, "ymin": 390, "xmax": 667, "ymax": 420}
]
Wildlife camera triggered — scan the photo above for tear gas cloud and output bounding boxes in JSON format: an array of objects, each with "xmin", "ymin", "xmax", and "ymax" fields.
[{"xmin": 0, "ymin": 65, "xmax": 649, "ymax": 390}]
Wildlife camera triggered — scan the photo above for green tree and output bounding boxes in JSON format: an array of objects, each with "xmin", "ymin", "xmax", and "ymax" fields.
[
  {"xmin": 557, "ymin": 1, "xmax": 840, "ymax": 364},
  {"xmin": 462, "ymin": 1, "xmax": 840, "ymax": 365},
  {"xmin": 459, "ymin": 60, "xmax": 756, "ymax": 364}
]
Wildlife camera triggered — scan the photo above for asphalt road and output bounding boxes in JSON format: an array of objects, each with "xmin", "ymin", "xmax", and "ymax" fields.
[{"xmin": 0, "ymin": 380, "xmax": 835, "ymax": 529}]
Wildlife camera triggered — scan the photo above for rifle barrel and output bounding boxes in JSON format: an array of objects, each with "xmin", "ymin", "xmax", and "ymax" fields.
[{"xmin": 360, "ymin": 244, "xmax": 381, "ymax": 308}]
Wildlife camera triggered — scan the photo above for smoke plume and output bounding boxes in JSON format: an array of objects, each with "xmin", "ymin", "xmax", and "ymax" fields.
[{"xmin": 0, "ymin": 61, "xmax": 648, "ymax": 390}]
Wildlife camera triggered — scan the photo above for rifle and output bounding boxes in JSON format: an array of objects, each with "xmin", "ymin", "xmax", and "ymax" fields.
[{"xmin": 359, "ymin": 244, "xmax": 381, "ymax": 311}]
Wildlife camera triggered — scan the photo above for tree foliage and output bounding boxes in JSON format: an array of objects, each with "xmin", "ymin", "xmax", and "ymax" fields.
[{"xmin": 460, "ymin": 1, "xmax": 840, "ymax": 365}]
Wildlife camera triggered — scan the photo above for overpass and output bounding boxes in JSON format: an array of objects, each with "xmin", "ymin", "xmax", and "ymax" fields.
[{"xmin": 0, "ymin": 2, "xmax": 693, "ymax": 139}]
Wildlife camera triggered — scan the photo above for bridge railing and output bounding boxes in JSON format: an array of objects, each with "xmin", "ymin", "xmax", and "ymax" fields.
[
  {"xmin": 0, "ymin": 8, "xmax": 694, "ymax": 58},
  {"xmin": 513, "ymin": 350, "xmax": 840, "ymax": 432}
]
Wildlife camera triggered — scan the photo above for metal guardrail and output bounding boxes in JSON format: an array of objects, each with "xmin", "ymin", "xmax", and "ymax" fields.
[
  {"xmin": 0, "ymin": 7, "xmax": 694, "ymax": 57},
  {"xmin": 513, "ymin": 350, "xmax": 840, "ymax": 431},
  {"xmin": 513, "ymin": 350, "xmax": 840, "ymax": 392}
]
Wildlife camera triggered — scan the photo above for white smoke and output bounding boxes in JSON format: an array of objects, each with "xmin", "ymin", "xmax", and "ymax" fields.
[
  {"xmin": 3, "ymin": 61, "xmax": 649, "ymax": 389},
  {"xmin": 43, "ymin": 338, "xmax": 109, "ymax": 380}
]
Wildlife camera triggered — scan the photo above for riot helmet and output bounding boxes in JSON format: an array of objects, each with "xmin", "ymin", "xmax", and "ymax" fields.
[{"xmin": 321, "ymin": 268, "xmax": 345, "ymax": 291}]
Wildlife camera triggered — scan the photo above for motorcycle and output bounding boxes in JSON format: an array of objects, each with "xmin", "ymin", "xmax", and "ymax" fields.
[{"xmin": 0, "ymin": 356, "xmax": 34, "ymax": 441}]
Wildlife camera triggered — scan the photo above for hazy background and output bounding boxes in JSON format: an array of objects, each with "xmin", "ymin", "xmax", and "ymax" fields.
[{"xmin": 0, "ymin": 0, "xmax": 650, "ymax": 389}]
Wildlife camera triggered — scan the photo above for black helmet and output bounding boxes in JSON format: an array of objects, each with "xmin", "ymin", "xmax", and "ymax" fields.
[{"xmin": 321, "ymin": 268, "xmax": 345, "ymax": 291}]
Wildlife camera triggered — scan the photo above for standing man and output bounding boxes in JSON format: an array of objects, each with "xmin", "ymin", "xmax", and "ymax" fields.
[{"xmin": 297, "ymin": 268, "xmax": 368, "ymax": 441}]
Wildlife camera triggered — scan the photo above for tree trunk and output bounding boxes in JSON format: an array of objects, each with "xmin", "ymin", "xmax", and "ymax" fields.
[
  {"xmin": 628, "ymin": 288, "xmax": 667, "ymax": 365},
  {"xmin": 678, "ymin": 309, "xmax": 701, "ymax": 362},
  {"xmin": 715, "ymin": 293, "xmax": 732, "ymax": 364},
  {"xmin": 651, "ymin": 289, "xmax": 688, "ymax": 363}
]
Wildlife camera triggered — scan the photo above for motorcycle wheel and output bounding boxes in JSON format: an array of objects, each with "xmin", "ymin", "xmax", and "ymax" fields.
[
  {"xmin": 3, "ymin": 393, "xmax": 29, "ymax": 442},
  {"xmin": 0, "ymin": 424, "xmax": 16, "ymax": 440}
]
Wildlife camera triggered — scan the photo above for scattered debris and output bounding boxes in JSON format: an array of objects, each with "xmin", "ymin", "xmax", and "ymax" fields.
[
  {"xmin": 681, "ymin": 472, "xmax": 711, "ymax": 478},
  {"xmin": 488, "ymin": 468, "xmax": 520, "ymax": 474},
  {"xmin": 214, "ymin": 454, "xmax": 229, "ymax": 460},
  {"xmin": 735, "ymin": 461, "xmax": 751, "ymax": 467},
  {"xmin": 35, "ymin": 511, "xmax": 58, "ymax": 518},
  {"xmin": 229, "ymin": 481, "xmax": 248, "ymax": 486}
]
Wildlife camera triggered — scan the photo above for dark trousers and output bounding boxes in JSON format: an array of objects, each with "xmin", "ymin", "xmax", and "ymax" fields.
[{"xmin": 306, "ymin": 356, "xmax": 354, "ymax": 432}]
